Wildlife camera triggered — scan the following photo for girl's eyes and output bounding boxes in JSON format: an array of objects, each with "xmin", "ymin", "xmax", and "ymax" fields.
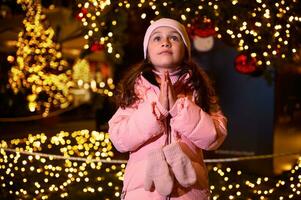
[
  {"xmin": 153, "ymin": 36, "xmax": 161, "ymax": 41},
  {"xmin": 170, "ymin": 35, "xmax": 179, "ymax": 41},
  {"xmin": 152, "ymin": 35, "xmax": 180, "ymax": 42}
]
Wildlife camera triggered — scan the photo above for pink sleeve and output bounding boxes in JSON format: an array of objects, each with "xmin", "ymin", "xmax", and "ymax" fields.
[
  {"xmin": 169, "ymin": 97, "xmax": 227, "ymax": 150},
  {"xmin": 108, "ymin": 100, "xmax": 164, "ymax": 153}
]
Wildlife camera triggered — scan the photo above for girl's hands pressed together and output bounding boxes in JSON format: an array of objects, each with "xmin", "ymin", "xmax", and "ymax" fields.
[
  {"xmin": 159, "ymin": 71, "xmax": 169, "ymax": 110},
  {"xmin": 159, "ymin": 71, "xmax": 177, "ymax": 110},
  {"xmin": 167, "ymin": 72, "xmax": 176, "ymax": 109}
]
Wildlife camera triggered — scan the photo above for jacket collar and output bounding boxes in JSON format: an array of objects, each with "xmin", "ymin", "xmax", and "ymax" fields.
[{"xmin": 138, "ymin": 68, "xmax": 191, "ymax": 90}]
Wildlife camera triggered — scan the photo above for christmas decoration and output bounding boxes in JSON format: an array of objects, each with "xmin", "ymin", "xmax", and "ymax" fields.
[
  {"xmin": 71, "ymin": 59, "xmax": 115, "ymax": 106},
  {"xmin": 90, "ymin": 42, "xmax": 105, "ymax": 52},
  {"xmin": 72, "ymin": 59, "xmax": 91, "ymax": 83},
  {"xmin": 71, "ymin": 59, "xmax": 114, "ymax": 97},
  {"xmin": 0, "ymin": 129, "xmax": 300, "ymax": 199},
  {"xmin": 189, "ymin": 17, "xmax": 216, "ymax": 52},
  {"xmin": 75, "ymin": 0, "xmax": 128, "ymax": 64},
  {"xmin": 192, "ymin": 36, "xmax": 214, "ymax": 52},
  {"xmin": 208, "ymin": 159, "xmax": 301, "ymax": 199},
  {"xmin": 71, "ymin": 59, "xmax": 92, "ymax": 105},
  {"xmin": 75, "ymin": 7, "xmax": 88, "ymax": 21},
  {"xmin": 0, "ymin": 130, "xmax": 125, "ymax": 199},
  {"xmin": 235, "ymin": 53, "xmax": 260, "ymax": 75},
  {"xmin": 8, "ymin": 0, "xmax": 74, "ymax": 117},
  {"xmin": 75, "ymin": 0, "xmax": 301, "ymax": 74}
]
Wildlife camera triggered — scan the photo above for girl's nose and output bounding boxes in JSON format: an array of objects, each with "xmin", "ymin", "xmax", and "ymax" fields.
[{"xmin": 161, "ymin": 39, "xmax": 171, "ymax": 47}]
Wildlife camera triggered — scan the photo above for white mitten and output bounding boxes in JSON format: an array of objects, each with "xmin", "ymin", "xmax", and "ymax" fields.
[
  {"xmin": 144, "ymin": 148, "xmax": 174, "ymax": 196},
  {"xmin": 163, "ymin": 142, "xmax": 197, "ymax": 188}
]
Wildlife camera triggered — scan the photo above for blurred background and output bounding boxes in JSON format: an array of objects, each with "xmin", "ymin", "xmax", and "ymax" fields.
[{"xmin": 0, "ymin": 0, "xmax": 301, "ymax": 199}]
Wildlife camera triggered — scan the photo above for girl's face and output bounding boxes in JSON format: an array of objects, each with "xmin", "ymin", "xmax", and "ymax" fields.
[{"xmin": 147, "ymin": 26, "xmax": 185, "ymax": 70}]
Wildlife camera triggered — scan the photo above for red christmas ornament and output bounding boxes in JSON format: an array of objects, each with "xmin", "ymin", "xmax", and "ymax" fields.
[
  {"xmin": 193, "ymin": 28, "xmax": 216, "ymax": 38},
  {"xmin": 188, "ymin": 17, "xmax": 216, "ymax": 38},
  {"xmin": 235, "ymin": 53, "xmax": 258, "ymax": 75},
  {"xmin": 75, "ymin": 8, "xmax": 88, "ymax": 21},
  {"xmin": 90, "ymin": 42, "xmax": 105, "ymax": 52},
  {"xmin": 188, "ymin": 17, "xmax": 216, "ymax": 52}
]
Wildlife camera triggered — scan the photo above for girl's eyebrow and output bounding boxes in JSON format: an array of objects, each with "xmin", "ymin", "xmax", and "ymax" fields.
[{"xmin": 150, "ymin": 30, "xmax": 180, "ymax": 37}]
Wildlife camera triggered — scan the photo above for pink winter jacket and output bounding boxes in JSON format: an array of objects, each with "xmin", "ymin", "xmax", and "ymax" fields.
[{"xmin": 108, "ymin": 73, "xmax": 227, "ymax": 200}]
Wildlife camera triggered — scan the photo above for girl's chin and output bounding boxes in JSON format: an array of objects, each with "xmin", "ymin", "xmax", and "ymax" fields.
[
  {"xmin": 154, "ymin": 65, "xmax": 178, "ymax": 70},
  {"xmin": 153, "ymin": 62, "xmax": 179, "ymax": 69}
]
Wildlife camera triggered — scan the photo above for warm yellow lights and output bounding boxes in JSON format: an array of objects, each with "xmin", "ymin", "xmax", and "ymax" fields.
[
  {"xmin": 72, "ymin": 59, "xmax": 91, "ymax": 83},
  {"xmin": 232, "ymin": 0, "xmax": 238, "ymax": 5},
  {"xmin": 0, "ymin": 124, "xmax": 298, "ymax": 199},
  {"xmin": 9, "ymin": 0, "xmax": 74, "ymax": 116},
  {"xmin": 0, "ymin": 130, "xmax": 124, "ymax": 199},
  {"xmin": 76, "ymin": 0, "xmax": 301, "ymax": 71},
  {"xmin": 71, "ymin": 58, "xmax": 115, "ymax": 97}
]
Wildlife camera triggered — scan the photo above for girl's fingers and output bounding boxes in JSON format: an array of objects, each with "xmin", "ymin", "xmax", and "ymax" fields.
[
  {"xmin": 166, "ymin": 71, "xmax": 171, "ymax": 82},
  {"xmin": 159, "ymin": 71, "xmax": 169, "ymax": 110},
  {"xmin": 161, "ymin": 75, "xmax": 167, "ymax": 93},
  {"xmin": 164, "ymin": 71, "xmax": 169, "ymax": 82},
  {"xmin": 162, "ymin": 71, "xmax": 168, "ymax": 95},
  {"xmin": 166, "ymin": 72, "xmax": 177, "ymax": 109}
]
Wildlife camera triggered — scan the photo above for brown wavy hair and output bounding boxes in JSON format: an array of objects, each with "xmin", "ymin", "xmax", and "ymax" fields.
[{"xmin": 115, "ymin": 59, "xmax": 220, "ymax": 113}]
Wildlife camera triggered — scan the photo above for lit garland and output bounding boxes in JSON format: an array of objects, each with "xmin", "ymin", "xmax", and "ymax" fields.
[
  {"xmin": 209, "ymin": 159, "xmax": 301, "ymax": 199},
  {"xmin": 76, "ymin": 0, "xmax": 127, "ymax": 63},
  {"xmin": 8, "ymin": 0, "xmax": 74, "ymax": 117},
  {"xmin": 76, "ymin": 0, "xmax": 301, "ymax": 69},
  {"xmin": 0, "ymin": 130, "xmax": 300, "ymax": 199},
  {"xmin": 217, "ymin": 0, "xmax": 301, "ymax": 68},
  {"xmin": 0, "ymin": 130, "xmax": 125, "ymax": 199}
]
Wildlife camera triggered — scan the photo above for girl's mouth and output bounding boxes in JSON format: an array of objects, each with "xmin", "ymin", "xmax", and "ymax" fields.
[{"xmin": 159, "ymin": 50, "xmax": 172, "ymax": 55}]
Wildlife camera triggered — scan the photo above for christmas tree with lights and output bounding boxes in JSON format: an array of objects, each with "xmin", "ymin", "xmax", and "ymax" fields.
[
  {"xmin": 72, "ymin": 59, "xmax": 91, "ymax": 83},
  {"xmin": 75, "ymin": 0, "xmax": 301, "ymax": 76},
  {"xmin": 9, "ymin": 0, "xmax": 74, "ymax": 117}
]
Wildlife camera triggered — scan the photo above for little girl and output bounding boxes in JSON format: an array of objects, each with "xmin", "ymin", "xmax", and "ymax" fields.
[{"xmin": 109, "ymin": 18, "xmax": 227, "ymax": 200}]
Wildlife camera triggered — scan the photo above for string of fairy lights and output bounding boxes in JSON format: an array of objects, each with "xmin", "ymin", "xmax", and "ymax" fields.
[
  {"xmin": 0, "ymin": 130, "xmax": 300, "ymax": 199},
  {"xmin": 209, "ymin": 158, "xmax": 301, "ymax": 200},
  {"xmin": 223, "ymin": 0, "xmax": 301, "ymax": 67},
  {"xmin": 76, "ymin": 0, "xmax": 301, "ymax": 68},
  {"xmin": 76, "ymin": 0, "xmax": 125, "ymax": 63},
  {"xmin": 0, "ymin": 130, "xmax": 125, "ymax": 199}
]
